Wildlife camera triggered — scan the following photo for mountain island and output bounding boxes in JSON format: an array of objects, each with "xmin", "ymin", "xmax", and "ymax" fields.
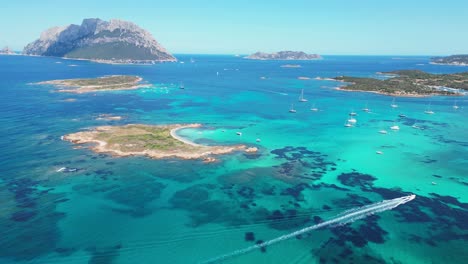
[{"xmin": 23, "ymin": 18, "xmax": 176, "ymax": 64}]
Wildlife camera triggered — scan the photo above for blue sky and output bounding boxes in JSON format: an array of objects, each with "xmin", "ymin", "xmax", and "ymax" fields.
[{"xmin": 1, "ymin": 0, "xmax": 467, "ymax": 55}]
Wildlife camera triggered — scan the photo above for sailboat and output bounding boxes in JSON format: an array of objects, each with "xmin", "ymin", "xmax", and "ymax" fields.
[
  {"xmin": 362, "ymin": 103, "xmax": 370, "ymax": 112},
  {"xmin": 344, "ymin": 120, "xmax": 353, "ymax": 127},
  {"xmin": 298, "ymin": 89, "xmax": 308, "ymax": 102},
  {"xmin": 179, "ymin": 83, "xmax": 185, "ymax": 89},
  {"xmin": 453, "ymin": 101, "xmax": 459, "ymax": 109},
  {"xmin": 310, "ymin": 103, "xmax": 319, "ymax": 112},
  {"xmin": 424, "ymin": 103, "xmax": 435, "ymax": 114},
  {"xmin": 349, "ymin": 109, "xmax": 357, "ymax": 116},
  {"xmin": 289, "ymin": 103, "xmax": 297, "ymax": 113},
  {"xmin": 390, "ymin": 98, "xmax": 398, "ymax": 108}
]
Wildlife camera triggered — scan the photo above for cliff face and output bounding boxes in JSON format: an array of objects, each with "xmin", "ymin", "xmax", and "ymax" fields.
[
  {"xmin": 23, "ymin": 18, "xmax": 176, "ymax": 63},
  {"xmin": 246, "ymin": 51, "xmax": 321, "ymax": 60}
]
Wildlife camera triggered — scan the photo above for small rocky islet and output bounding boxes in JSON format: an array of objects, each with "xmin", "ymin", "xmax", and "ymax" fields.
[
  {"xmin": 245, "ymin": 50, "xmax": 321, "ymax": 60},
  {"xmin": 35, "ymin": 75, "xmax": 149, "ymax": 93}
]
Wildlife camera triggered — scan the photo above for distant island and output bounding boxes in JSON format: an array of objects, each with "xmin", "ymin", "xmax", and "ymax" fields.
[
  {"xmin": 333, "ymin": 70, "xmax": 467, "ymax": 97},
  {"xmin": 245, "ymin": 51, "xmax": 321, "ymax": 60},
  {"xmin": 63, "ymin": 124, "xmax": 257, "ymax": 162},
  {"xmin": 35, "ymin": 75, "xmax": 150, "ymax": 93},
  {"xmin": 431, "ymin": 55, "xmax": 468, "ymax": 66},
  {"xmin": 0, "ymin": 46, "xmax": 15, "ymax": 55},
  {"xmin": 23, "ymin": 18, "xmax": 176, "ymax": 64}
]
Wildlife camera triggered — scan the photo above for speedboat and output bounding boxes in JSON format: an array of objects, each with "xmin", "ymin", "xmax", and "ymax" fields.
[{"xmin": 379, "ymin": 130, "xmax": 388, "ymax": 134}]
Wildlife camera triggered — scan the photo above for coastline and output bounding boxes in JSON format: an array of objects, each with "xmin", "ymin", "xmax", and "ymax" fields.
[
  {"xmin": 20, "ymin": 53, "xmax": 177, "ymax": 65},
  {"xmin": 63, "ymin": 124, "xmax": 256, "ymax": 161},
  {"xmin": 429, "ymin": 62, "xmax": 468, "ymax": 66},
  {"xmin": 335, "ymin": 87, "xmax": 434, "ymax": 97}
]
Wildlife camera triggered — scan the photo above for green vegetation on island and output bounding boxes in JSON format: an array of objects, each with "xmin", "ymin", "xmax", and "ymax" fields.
[
  {"xmin": 431, "ymin": 55, "xmax": 468, "ymax": 66},
  {"xmin": 36, "ymin": 75, "xmax": 149, "ymax": 93},
  {"xmin": 333, "ymin": 70, "xmax": 467, "ymax": 97},
  {"xmin": 64, "ymin": 124, "xmax": 256, "ymax": 162}
]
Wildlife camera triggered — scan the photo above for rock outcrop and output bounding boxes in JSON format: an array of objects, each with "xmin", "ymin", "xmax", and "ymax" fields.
[
  {"xmin": 23, "ymin": 18, "xmax": 176, "ymax": 64},
  {"xmin": 246, "ymin": 51, "xmax": 321, "ymax": 60}
]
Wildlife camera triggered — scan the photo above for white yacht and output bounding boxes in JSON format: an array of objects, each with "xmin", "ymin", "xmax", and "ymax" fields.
[
  {"xmin": 379, "ymin": 130, "xmax": 388, "ymax": 134},
  {"xmin": 390, "ymin": 125, "xmax": 400, "ymax": 130},
  {"xmin": 347, "ymin": 118, "xmax": 357, "ymax": 123}
]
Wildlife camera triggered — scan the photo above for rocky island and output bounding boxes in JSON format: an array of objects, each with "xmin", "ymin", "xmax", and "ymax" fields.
[
  {"xmin": 431, "ymin": 55, "xmax": 468, "ymax": 66},
  {"xmin": 35, "ymin": 75, "xmax": 149, "ymax": 93},
  {"xmin": 245, "ymin": 51, "xmax": 321, "ymax": 60},
  {"xmin": 63, "ymin": 124, "xmax": 256, "ymax": 162},
  {"xmin": 23, "ymin": 18, "xmax": 176, "ymax": 64},
  {"xmin": 333, "ymin": 70, "xmax": 467, "ymax": 97}
]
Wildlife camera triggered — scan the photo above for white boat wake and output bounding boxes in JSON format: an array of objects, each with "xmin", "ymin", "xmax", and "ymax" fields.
[{"xmin": 202, "ymin": 194, "xmax": 415, "ymax": 263}]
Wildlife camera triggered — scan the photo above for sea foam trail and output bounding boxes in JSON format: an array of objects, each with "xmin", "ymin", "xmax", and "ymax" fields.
[{"xmin": 202, "ymin": 194, "xmax": 416, "ymax": 263}]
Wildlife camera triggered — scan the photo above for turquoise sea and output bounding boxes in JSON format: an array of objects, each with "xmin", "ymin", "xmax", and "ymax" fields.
[{"xmin": 0, "ymin": 54, "xmax": 466, "ymax": 264}]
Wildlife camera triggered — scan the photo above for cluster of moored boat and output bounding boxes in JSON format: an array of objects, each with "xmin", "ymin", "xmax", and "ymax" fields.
[{"xmin": 289, "ymin": 91, "xmax": 461, "ymax": 130}]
